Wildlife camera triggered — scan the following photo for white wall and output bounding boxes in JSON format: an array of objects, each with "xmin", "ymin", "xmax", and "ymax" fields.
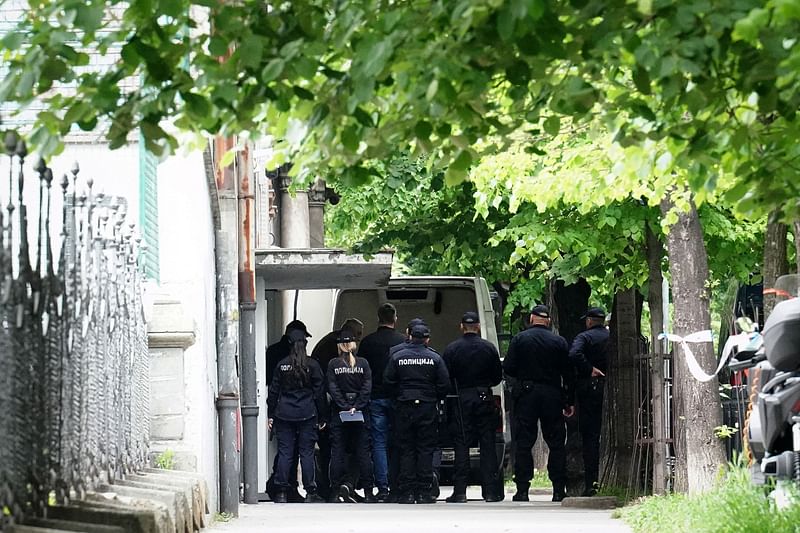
[{"xmin": 156, "ymin": 149, "xmax": 220, "ymax": 512}]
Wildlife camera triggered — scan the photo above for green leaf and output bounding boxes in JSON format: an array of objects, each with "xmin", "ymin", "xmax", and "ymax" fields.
[
  {"xmin": 445, "ymin": 166, "xmax": 468, "ymax": 186},
  {"xmin": 450, "ymin": 150, "xmax": 473, "ymax": 171},
  {"xmin": 293, "ymin": 85, "xmax": 315, "ymax": 100},
  {"xmin": 732, "ymin": 8, "xmax": 769, "ymax": 44},
  {"xmin": 341, "ymin": 125, "xmax": 360, "ymax": 152},
  {"xmin": 261, "ymin": 59, "xmax": 284, "ymax": 82},
  {"xmin": 632, "ymin": 66, "xmax": 651, "ymax": 95},
  {"xmin": 415, "ymin": 120, "xmax": 433, "ymax": 140},
  {"xmin": 208, "ymin": 36, "xmax": 229, "ymax": 57},
  {"xmin": 353, "ymin": 107, "xmax": 374, "ymax": 127},
  {"xmin": 543, "ymin": 116, "xmax": 560, "ymax": 136},
  {"xmin": 497, "ymin": 8, "xmax": 515, "ymax": 42},
  {"xmin": 1, "ymin": 32, "xmax": 24, "ymax": 50},
  {"xmin": 239, "ymin": 35, "xmax": 264, "ymax": 69},
  {"xmin": 578, "ymin": 251, "xmax": 591, "ymax": 268},
  {"xmin": 219, "ymin": 148, "xmax": 236, "ymax": 169}
]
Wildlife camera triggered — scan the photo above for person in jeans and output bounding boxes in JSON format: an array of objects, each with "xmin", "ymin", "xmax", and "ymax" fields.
[
  {"xmin": 357, "ymin": 303, "xmax": 406, "ymax": 502},
  {"xmin": 267, "ymin": 329, "xmax": 327, "ymax": 503}
]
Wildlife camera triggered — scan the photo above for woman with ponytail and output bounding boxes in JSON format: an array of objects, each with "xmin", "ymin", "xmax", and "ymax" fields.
[
  {"xmin": 327, "ymin": 329, "xmax": 375, "ymax": 503},
  {"xmin": 267, "ymin": 328, "xmax": 327, "ymax": 503}
]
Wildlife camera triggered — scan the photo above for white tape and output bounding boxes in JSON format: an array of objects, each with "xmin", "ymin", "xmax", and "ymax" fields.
[{"xmin": 658, "ymin": 330, "xmax": 724, "ymax": 382}]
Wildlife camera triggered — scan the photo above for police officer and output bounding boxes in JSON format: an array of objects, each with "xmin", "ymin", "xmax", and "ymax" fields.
[
  {"xmin": 311, "ymin": 317, "xmax": 363, "ymax": 499},
  {"xmin": 569, "ymin": 306, "xmax": 609, "ymax": 497},
  {"xmin": 358, "ymin": 303, "xmax": 407, "ymax": 502},
  {"xmin": 384, "ymin": 324, "xmax": 450, "ymax": 504},
  {"xmin": 327, "ymin": 329, "xmax": 376, "ymax": 503},
  {"xmin": 265, "ymin": 319, "xmax": 312, "ymax": 502},
  {"xmin": 503, "ymin": 305, "xmax": 574, "ymax": 502},
  {"xmin": 442, "ymin": 312, "xmax": 503, "ymax": 503},
  {"xmin": 267, "ymin": 329, "xmax": 327, "ymax": 503}
]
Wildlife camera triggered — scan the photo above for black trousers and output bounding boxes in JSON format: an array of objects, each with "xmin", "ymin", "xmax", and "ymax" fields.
[
  {"xmin": 330, "ymin": 419, "xmax": 374, "ymax": 490},
  {"xmin": 274, "ymin": 418, "xmax": 318, "ymax": 492},
  {"xmin": 316, "ymin": 428, "xmax": 332, "ymax": 497},
  {"xmin": 450, "ymin": 388, "xmax": 499, "ymax": 494},
  {"xmin": 511, "ymin": 384, "xmax": 566, "ymax": 490},
  {"xmin": 395, "ymin": 400, "xmax": 438, "ymax": 495},
  {"xmin": 576, "ymin": 377, "xmax": 604, "ymax": 488}
]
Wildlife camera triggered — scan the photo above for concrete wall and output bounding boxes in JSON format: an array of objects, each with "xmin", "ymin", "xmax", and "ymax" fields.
[{"xmin": 153, "ymin": 150, "xmax": 219, "ymax": 512}]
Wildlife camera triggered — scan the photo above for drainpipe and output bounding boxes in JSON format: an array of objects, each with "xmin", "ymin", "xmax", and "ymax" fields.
[
  {"xmin": 212, "ymin": 139, "xmax": 240, "ymax": 516},
  {"xmin": 237, "ymin": 144, "xmax": 259, "ymax": 504}
]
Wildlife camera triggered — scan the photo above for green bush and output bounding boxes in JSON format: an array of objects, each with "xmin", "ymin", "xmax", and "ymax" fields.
[{"xmin": 619, "ymin": 467, "xmax": 800, "ymax": 533}]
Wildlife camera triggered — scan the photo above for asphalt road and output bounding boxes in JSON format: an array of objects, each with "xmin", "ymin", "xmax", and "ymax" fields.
[{"xmin": 209, "ymin": 490, "xmax": 633, "ymax": 533}]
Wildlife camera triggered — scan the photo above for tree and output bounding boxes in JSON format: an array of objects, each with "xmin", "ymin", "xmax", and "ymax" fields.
[{"xmin": 2, "ymin": 0, "xmax": 800, "ymax": 219}]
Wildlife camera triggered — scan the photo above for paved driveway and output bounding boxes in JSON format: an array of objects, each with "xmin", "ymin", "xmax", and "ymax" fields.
[{"xmin": 210, "ymin": 490, "xmax": 632, "ymax": 533}]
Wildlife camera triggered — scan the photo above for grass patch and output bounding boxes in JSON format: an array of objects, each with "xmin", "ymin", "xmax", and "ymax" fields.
[
  {"xmin": 214, "ymin": 512, "xmax": 234, "ymax": 523},
  {"xmin": 504, "ymin": 469, "xmax": 551, "ymax": 488},
  {"xmin": 619, "ymin": 466, "xmax": 800, "ymax": 533}
]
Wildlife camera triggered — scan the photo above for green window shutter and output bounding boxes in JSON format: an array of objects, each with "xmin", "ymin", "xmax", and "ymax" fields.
[{"xmin": 138, "ymin": 135, "xmax": 160, "ymax": 282}]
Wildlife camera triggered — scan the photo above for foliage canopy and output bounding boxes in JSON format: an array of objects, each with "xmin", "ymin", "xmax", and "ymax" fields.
[{"xmin": 2, "ymin": 0, "xmax": 800, "ymax": 216}]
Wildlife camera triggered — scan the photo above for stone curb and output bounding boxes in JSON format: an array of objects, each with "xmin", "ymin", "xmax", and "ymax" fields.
[
  {"xmin": 24, "ymin": 518, "xmax": 126, "ymax": 533},
  {"xmin": 126, "ymin": 473, "xmax": 206, "ymax": 530},
  {"xmin": 560, "ymin": 496, "xmax": 620, "ymax": 509},
  {"xmin": 97, "ymin": 484, "xmax": 185, "ymax": 533},
  {"xmin": 47, "ymin": 503, "xmax": 159, "ymax": 533}
]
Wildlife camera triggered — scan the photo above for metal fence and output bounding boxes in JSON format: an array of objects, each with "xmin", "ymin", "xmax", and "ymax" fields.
[{"xmin": 0, "ymin": 137, "xmax": 149, "ymax": 530}]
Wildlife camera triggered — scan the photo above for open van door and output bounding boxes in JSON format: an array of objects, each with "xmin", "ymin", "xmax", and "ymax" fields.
[{"xmin": 333, "ymin": 276, "xmax": 510, "ymax": 494}]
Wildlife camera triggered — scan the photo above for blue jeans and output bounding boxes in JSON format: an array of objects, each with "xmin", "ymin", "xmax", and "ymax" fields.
[{"xmin": 370, "ymin": 398, "xmax": 392, "ymax": 490}]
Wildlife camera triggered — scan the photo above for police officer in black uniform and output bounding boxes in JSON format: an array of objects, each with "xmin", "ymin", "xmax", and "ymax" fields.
[
  {"xmin": 569, "ymin": 306, "xmax": 609, "ymax": 497},
  {"xmin": 327, "ymin": 329, "xmax": 376, "ymax": 503},
  {"xmin": 267, "ymin": 329, "xmax": 327, "ymax": 503},
  {"xmin": 503, "ymin": 305, "xmax": 574, "ymax": 502},
  {"xmin": 442, "ymin": 312, "xmax": 503, "ymax": 503},
  {"xmin": 265, "ymin": 320, "xmax": 313, "ymax": 502},
  {"xmin": 384, "ymin": 324, "xmax": 450, "ymax": 504}
]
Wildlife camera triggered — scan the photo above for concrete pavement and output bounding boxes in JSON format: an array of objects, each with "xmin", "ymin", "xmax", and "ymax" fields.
[{"xmin": 209, "ymin": 490, "xmax": 632, "ymax": 533}]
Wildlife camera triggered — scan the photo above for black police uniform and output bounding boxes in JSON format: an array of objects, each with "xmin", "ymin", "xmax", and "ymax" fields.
[
  {"xmin": 265, "ymin": 321, "xmax": 312, "ymax": 501},
  {"xmin": 503, "ymin": 319, "xmax": 574, "ymax": 499},
  {"xmin": 327, "ymin": 353, "xmax": 374, "ymax": 501},
  {"xmin": 383, "ymin": 328, "xmax": 450, "ymax": 503},
  {"xmin": 442, "ymin": 323, "xmax": 503, "ymax": 501},
  {"xmin": 569, "ymin": 318, "xmax": 609, "ymax": 495},
  {"xmin": 266, "ymin": 354, "xmax": 326, "ymax": 499}
]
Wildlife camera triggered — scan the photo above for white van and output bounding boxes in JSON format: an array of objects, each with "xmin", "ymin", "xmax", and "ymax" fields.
[{"xmin": 332, "ymin": 276, "xmax": 511, "ymax": 494}]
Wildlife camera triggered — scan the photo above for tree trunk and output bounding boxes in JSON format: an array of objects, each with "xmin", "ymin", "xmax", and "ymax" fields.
[
  {"xmin": 794, "ymin": 221, "xmax": 800, "ymax": 274},
  {"xmin": 646, "ymin": 224, "xmax": 668, "ymax": 494},
  {"xmin": 763, "ymin": 212, "xmax": 789, "ymax": 320},
  {"xmin": 661, "ymin": 195, "xmax": 726, "ymax": 494},
  {"xmin": 604, "ymin": 289, "xmax": 640, "ymax": 492},
  {"xmin": 553, "ymin": 278, "xmax": 591, "ymax": 496}
]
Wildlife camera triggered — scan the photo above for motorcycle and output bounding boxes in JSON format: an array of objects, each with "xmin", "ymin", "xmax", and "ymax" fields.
[{"xmin": 724, "ymin": 274, "xmax": 800, "ymax": 489}]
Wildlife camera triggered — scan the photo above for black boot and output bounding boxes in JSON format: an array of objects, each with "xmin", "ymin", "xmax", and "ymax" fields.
[
  {"xmin": 363, "ymin": 488, "xmax": 378, "ymax": 503},
  {"xmin": 305, "ymin": 489, "xmax": 325, "ymax": 503},
  {"xmin": 273, "ymin": 490, "xmax": 288, "ymax": 504},
  {"xmin": 512, "ymin": 483, "xmax": 530, "ymax": 502},
  {"xmin": 446, "ymin": 492, "xmax": 467, "ymax": 503},
  {"xmin": 398, "ymin": 492, "xmax": 416, "ymax": 504}
]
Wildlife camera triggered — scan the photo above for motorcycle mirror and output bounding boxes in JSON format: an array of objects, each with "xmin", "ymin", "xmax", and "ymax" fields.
[{"xmin": 736, "ymin": 316, "xmax": 756, "ymax": 333}]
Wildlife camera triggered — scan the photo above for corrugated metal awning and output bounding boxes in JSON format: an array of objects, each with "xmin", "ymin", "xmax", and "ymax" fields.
[{"xmin": 255, "ymin": 248, "xmax": 393, "ymax": 290}]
